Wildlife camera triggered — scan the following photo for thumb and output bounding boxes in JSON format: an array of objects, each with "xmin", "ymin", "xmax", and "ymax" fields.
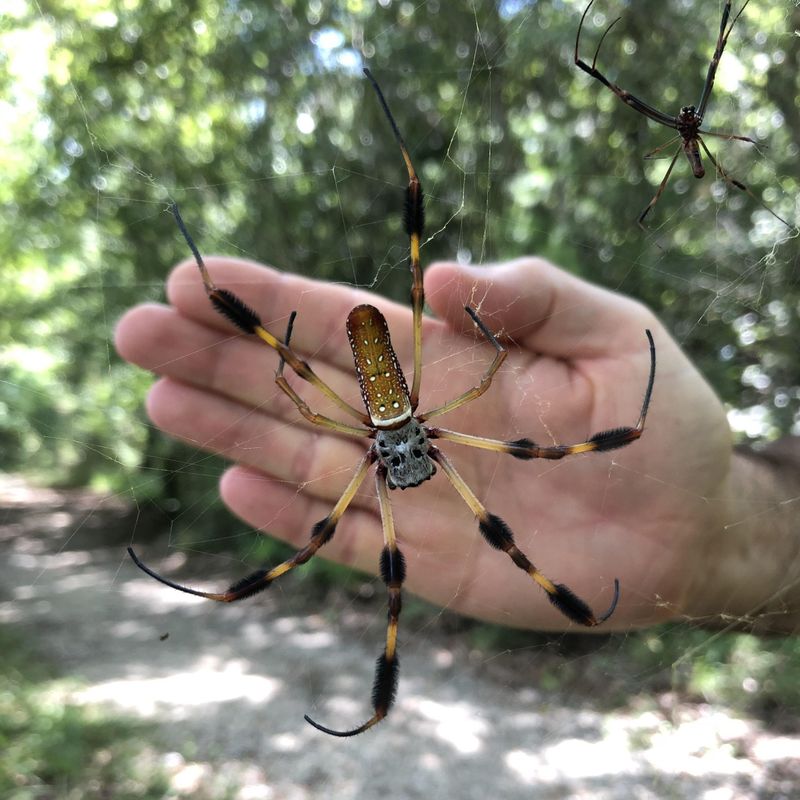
[{"xmin": 424, "ymin": 258, "xmax": 650, "ymax": 358}]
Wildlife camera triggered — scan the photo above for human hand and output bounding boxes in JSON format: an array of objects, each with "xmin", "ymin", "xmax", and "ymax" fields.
[{"xmin": 115, "ymin": 256, "xmax": 733, "ymax": 630}]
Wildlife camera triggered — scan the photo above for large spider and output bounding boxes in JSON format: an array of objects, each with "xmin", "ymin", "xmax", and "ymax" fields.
[
  {"xmin": 128, "ymin": 68, "xmax": 656, "ymax": 737},
  {"xmin": 574, "ymin": 0, "xmax": 790, "ymax": 228}
]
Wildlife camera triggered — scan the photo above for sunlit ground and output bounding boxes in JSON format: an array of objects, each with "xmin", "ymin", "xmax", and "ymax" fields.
[{"xmin": 2, "ymin": 473, "xmax": 798, "ymax": 799}]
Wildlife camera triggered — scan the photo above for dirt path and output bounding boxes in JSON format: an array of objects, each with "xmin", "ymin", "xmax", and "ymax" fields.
[{"xmin": 2, "ymin": 474, "xmax": 797, "ymax": 799}]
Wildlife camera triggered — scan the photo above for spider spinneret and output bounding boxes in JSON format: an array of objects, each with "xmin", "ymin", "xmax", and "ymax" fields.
[{"xmin": 128, "ymin": 67, "xmax": 657, "ymax": 737}]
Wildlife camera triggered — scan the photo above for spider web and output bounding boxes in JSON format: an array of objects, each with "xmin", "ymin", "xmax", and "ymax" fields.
[{"xmin": 4, "ymin": 1, "xmax": 800, "ymax": 798}]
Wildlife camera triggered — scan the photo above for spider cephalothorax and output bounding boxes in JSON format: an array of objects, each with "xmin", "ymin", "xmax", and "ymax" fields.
[
  {"xmin": 676, "ymin": 105, "xmax": 702, "ymax": 139},
  {"xmin": 375, "ymin": 419, "xmax": 435, "ymax": 490},
  {"xmin": 128, "ymin": 68, "xmax": 656, "ymax": 737}
]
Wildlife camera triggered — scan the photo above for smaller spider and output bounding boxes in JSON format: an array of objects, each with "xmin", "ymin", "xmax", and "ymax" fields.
[
  {"xmin": 574, "ymin": 0, "xmax": 791, "ymax": 228},
  {"xmin": 128, "ymin": 68, "xmax": 656, "ymax": 736}
]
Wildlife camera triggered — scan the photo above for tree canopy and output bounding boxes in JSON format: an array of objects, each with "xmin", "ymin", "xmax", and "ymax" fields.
[{"xmin": 2, "ymin": 0, "xmax": 798, "ymax": 500}]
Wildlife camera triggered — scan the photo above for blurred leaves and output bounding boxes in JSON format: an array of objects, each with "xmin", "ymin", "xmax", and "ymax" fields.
[
  {"xmin": 1, "ymin": 0, "xmax": 798, "ymax": 508},
  {"xmin": 0, "ymin": 627, "xmax": 172, "ymax": 799}
]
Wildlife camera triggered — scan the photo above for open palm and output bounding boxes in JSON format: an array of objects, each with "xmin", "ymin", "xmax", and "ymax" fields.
[{"xmin": 116, "ymin": 256, "xmax": 732, "ymax": 630}]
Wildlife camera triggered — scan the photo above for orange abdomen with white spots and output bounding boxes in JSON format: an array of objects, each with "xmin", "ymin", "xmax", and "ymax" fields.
[{"xmin": 346, "ymin": 305, "xmax": 412, "ymax": 428}]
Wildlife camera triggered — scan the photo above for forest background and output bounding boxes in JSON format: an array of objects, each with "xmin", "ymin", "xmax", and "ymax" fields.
[{"xmin": 1, "ymin": 1, "xmax": 799, "ymax": 796}]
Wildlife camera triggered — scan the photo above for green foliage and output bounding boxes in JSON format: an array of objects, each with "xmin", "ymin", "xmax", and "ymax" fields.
[
  {"xmin": 0, "ymin": 627, "xmax": 170, "ymax": 800},
  {"xmin": 2, "ymin": 0, "xmax": 798, "ymax": 516},
  {"xmin": 609, "ymin": 624, "xmax": 800, "ymax": 715},
  {"xmin": 462, "ymin": 621, "xmax": 800, "ymax": 716}
]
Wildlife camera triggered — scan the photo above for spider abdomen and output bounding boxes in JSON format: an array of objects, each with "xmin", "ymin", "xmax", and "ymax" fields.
[
  {"xmin": 681, "ymin": 138, "xmax": 705, "ymax": 179},
  {"xmin": 347, "ymin": 304, "xmax": 412, "ymax": 427},
  {"xmin": 375, "ymin": 419, "xmax": 435, "ymax": 490}
]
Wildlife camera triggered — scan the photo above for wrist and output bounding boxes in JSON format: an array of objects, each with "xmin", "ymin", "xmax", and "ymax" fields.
[{"xmin": 684, "ymin": 443, "xmax": 800, "ymax": 633}]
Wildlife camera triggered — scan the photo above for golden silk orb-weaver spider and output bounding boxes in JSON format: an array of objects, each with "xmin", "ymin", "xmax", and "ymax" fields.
[
  {"xmin": 127, "ymin": 68, "xmax": 657, "ymax": 737},
  {"xmin": 574, "ymin": 0, "xmax": 791, "ymax": 229}
]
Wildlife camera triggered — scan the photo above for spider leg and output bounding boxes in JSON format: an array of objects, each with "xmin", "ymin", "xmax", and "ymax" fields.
[
  {"xmin": 429, "ymin": 329, "xmax": 655, "ymax": 459},
  {"xmin": 697, "ymin": 137, "xmax": 792, "ymax": 228},
  {"xmin": 574, "ymin": 0, "xmax": 678, "ymax": 129},
  {"xmin": 697, "ymin": 1, "xmax": 750, "ymax": 118},
  {"xmin": 418, "ymin": 306, "xmax": 507, "ymax": 422},
  {"xmin": 590, "ymin": 14, "xmax": 621, "ymax": 72},
  {"xmin": 638, "ymin": 147, "xmax": 682, "ymax": 228},
  {"xmin": 364, "ymin": 68, "xmax": 425, "ymax": 409},
  {"xmin": 171, "ymin": 204, "xmax": 370, "ymax": 425},
  {"xmin": 128, "ymin": 449, "xmax": 376, "ymax": 601},
  {"xmin": 643, "ymin": 135, "xmax": 681, "ymax": 161},
  {"xmin": 275, "ymin": 312, "xmax": 372, "ymax": 438},
  {"xmin": 697, "ymin": 129, "xmax": 756, "ymax": 146},
  {"xmin": 305, "ymin": 465, "xmax": 404, "ymax": 736},
  {"xmin": 430, "ymin": 447, "xmax": 619, "ymax": 626}
]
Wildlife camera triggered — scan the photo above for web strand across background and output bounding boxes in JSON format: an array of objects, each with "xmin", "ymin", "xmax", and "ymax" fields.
[{"xmin": 3, "ymin": 0, "xmax": 800, "ymax": 796}]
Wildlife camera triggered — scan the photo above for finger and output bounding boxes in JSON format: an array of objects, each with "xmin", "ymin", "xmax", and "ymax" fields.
[
  {"xmin": 115, "ymin": 303, "xmax": 364, "ymax": 423},
  {"xmin": 165, "ymin": 258, "xmax": 443, "ymax": 373},
  {"xmin": 219, "ymin": 464, "xmax": 473, "ymax": 600},
  {"xmin": 145, "ymin": 378, "xmax": 372, "ymax": 505},
  {"xmin": 424, "ymin": 258, "xmax": 654, "ymax": 358},
  {"xmin": 219, "ymin": 464, "xmax": 384, "ymax": 579}
]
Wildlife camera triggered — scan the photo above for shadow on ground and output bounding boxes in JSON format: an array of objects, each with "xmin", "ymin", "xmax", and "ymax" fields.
[{"xmin": 2, "ymin": 475, "xmax": 798, "ymax": 799}]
